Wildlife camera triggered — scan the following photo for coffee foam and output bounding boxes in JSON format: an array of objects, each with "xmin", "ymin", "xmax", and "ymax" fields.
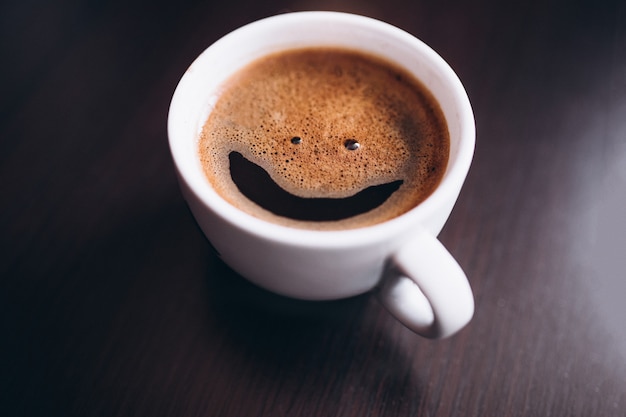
[{"xmin": 199, "ymin": 47, "xmax": 449, "ymax": 229}]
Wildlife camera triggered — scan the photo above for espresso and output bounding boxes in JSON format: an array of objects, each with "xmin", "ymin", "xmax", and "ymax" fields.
[{"xmin": 199, "ymin": 47, "xmax": 449, "ymax": 230}]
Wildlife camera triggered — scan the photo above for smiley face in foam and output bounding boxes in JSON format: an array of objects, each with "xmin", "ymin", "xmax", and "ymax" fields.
[{"xmin": 199, "ymin": 47, "xmax": 449, "ymax": 229}]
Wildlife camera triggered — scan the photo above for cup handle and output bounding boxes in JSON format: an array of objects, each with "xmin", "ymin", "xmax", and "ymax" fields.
[{"xmin": 376, "ymin": 229, "xmax": 474, "ymax": 338}]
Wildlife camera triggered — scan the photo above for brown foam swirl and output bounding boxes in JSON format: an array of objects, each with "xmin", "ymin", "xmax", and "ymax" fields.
[{"xmin": 199, "ymin": 47, "xmax": 449, "ymax": 230}]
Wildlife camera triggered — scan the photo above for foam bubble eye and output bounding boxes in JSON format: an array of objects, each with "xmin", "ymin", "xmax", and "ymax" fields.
[
  {"xmin": 290, "ymin": 136, "xmax": 302, "ymax": 144},
  {"xmin": 344, "ymin": 139, "xmax": 360, "ymax": 150}
]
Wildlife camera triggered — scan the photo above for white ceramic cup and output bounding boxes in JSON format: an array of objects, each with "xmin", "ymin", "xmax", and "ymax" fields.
[{"xmin": 168, "ymin": 11, "xmax": 475, "ymax": 338}]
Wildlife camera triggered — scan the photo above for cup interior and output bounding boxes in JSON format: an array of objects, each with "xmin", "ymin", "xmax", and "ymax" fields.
[{"xmin": 168, "ymin": 11, "xmax": 474, "ymax": 242}]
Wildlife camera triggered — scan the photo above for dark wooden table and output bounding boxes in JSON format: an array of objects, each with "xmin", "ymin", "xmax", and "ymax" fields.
[{"xmin": 2, "ymin": 0, "xmax": 625, "ymax": 416}]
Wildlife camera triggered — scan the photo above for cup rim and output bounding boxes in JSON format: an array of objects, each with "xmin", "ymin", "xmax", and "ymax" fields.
[{"xmin": 168, "ymin": 11, "xmax": 475, "ymax": 249}]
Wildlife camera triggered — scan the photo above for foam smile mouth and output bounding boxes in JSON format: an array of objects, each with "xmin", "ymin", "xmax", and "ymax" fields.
[{"xmin": 229, "ymin": 151, "xmax": 402, "ymax": 221}]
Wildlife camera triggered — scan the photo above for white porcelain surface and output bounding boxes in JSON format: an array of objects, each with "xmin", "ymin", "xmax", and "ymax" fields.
[{"xmin": 168, "ymin": 11, "xmax": 475, "ymax": 338}]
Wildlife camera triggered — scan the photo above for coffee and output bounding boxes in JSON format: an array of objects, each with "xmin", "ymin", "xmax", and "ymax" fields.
[{"xmin": 199, "ymin": 47, "xmax": 449, "ymax": 230}]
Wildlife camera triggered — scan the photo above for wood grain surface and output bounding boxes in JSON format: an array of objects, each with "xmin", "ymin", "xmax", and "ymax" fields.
[{"xmin": 2, "ymin": 0, "xmax": 625, "ymax": 416}]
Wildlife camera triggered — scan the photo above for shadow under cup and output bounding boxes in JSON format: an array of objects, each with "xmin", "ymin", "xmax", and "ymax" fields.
[{"xmin": 168, "ymin": 12, "xmax": 475, "ymax": 338}]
